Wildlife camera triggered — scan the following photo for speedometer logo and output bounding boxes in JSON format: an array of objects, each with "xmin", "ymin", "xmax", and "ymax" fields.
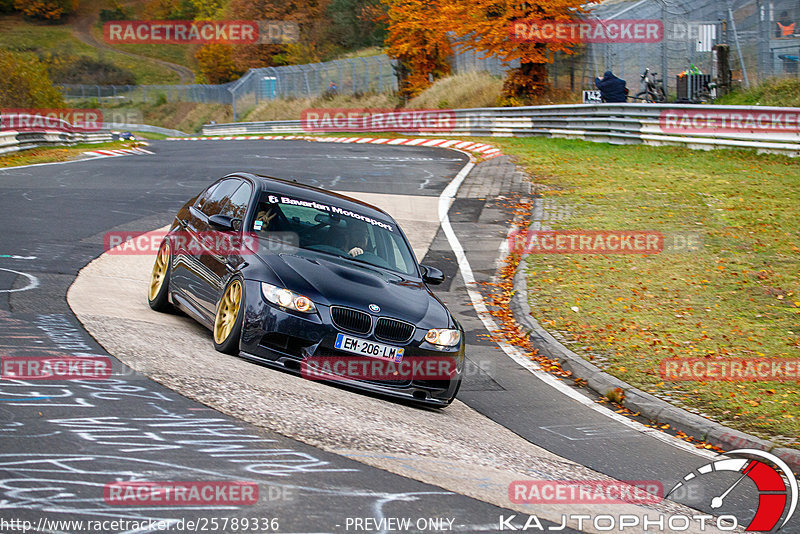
[{"xmin": 666, "ymin": 449, "xmax": 798, "ymax": 531}]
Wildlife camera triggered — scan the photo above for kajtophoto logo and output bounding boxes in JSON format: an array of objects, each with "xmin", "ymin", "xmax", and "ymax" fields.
[
  {"xmin": 666, "ymin": 449, "xmax": 798, "ymax": 532},
  {"xmin": 498, "ymin": 450, "xmax": 797, "ymax": 531}
]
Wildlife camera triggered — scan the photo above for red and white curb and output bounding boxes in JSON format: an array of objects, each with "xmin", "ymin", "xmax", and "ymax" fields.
[
  {"xmin": 166, "ymin": 135, "xmax": 503, "ymax": 160},
  {"xmin": 82, "ymin": 146, "xmax": 154, "ymax": 159}
]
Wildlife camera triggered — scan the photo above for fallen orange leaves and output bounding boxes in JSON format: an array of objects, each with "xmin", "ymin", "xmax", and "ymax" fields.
[{"xmin": 479, "ymin": 198, "xmax": 572, "ymax": 380}]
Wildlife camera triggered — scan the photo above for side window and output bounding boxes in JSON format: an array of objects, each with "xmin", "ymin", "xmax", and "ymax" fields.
[
  {"xmin": 197, "ymin": 179, "xmax": 240, "ymax": 217},
  {"xmin": 220, "ymin": 182, "xmax": 253, "ymax": 220},
  {"xmin": 193, "ymin": 182, "xmax": 218, "ymax": 210},
  {"xmin": 386, "ymin": 232, "xmax": 416, "ymax": 273}
]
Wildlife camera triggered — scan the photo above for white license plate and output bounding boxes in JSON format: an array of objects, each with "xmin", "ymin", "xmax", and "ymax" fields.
[{"xmin": 334, "ymin": 333, "xmax": 404, "ymax": 362}]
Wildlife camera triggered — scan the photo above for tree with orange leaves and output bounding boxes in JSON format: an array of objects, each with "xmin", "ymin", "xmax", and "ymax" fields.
[
  {"xmin": 440, "ymin": 0, "xmax": 587, "ymax": 99},
  {"xmin": 385, "ymin": 0, "xmax": 589, "ymax": 100},
  {"xmin": 227, "ymin": 0, "xmax": 332, "ymax": 69},
  {"xmin": 383, "ymin": 0, "xmax": 452, "ymax": 99}
]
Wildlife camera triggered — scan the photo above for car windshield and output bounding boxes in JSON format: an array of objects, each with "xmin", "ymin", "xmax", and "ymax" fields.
[{"xmin": 252, "ymin": 192, "xmax": 418, "ymax": 276}]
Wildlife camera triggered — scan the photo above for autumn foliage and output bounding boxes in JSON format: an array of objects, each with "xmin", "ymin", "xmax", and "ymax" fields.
[
  {"xmin": 12, "ymin": 0, "xmax": 78, "ymax": 20},
  {"xmin": 384, "ymin": 0, "xmax": 588, "ymax": 99},
  {"xmin": 226, "ymin": 0, "xmax": 334, "ymax": 69},
  {"xmin": 383, "ymin": 0, "xmax": 452, "ymax": 99},
  {"xmin": 195, "ymin": 43, "xmax": 240, "ymax": 83},
  {"xmin": 0, "ymin": 51, "xmax": 65, "ymax": 108}
]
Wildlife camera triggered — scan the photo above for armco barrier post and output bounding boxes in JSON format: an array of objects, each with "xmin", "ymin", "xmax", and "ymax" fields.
[{"xmin": 361, "ymin": 57, "xmax": 369, "ymax": 93}]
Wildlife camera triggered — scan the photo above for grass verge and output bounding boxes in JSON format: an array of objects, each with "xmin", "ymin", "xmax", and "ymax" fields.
[
  {"xmin": 716, "ymin": 78, "xmax": 800, "ymax": 107},
  {"xmin": 0, "ymin": 15, "xmax": 179, "ymax": 84},
  {"xmin": 489, "ymin": 137, "xmax": 800, "ymax": 447},
  {"xmin": 0, "ymin": 141, "xmax": 136, "ymax": 168},
  {"xmin": 406, "ymin": 72, "xmax": 505, "ymax": 109}
]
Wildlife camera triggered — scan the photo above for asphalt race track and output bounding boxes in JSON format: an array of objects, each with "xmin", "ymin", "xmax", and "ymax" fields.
[{"xmin": 0, "ymin": 139, "xmax": 794, "ymax": 533}]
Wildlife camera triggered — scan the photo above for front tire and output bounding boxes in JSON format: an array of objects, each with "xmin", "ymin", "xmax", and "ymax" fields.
[
  {"xmin": 148, "ymin": 239, "xmax": 172, "ymax": 311},
  {"xmin": 444, "ymin": 377, "xmax": 462, "ymax": 406},
  {"xmin": 213, "ymin": 277, "xmax": 244, "ymax": 354}
]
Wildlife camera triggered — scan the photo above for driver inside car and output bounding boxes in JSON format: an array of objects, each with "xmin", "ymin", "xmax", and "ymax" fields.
[
  {"xmin": 345, "ymin": 223, "xmax": 371, "ymax": 258},
  {"xmin": 254, "ymin": 207, "xmax": 278, "ymax": 231},
  {"xmin": 329, "ymin": 223, "xmax": 371, "ymax": 258}
]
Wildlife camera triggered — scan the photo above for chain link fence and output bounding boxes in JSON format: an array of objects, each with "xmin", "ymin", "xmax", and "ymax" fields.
[
  {"xmin": 61, "ymin": 56, "xmax": 398, "ymax": 121},
  {"xmin": 550, "ymin": 0, "xmax": 799, "ymax": 98},
  {"xmin": 450, "ymin": 0, "xmax": 800, "ymax": 100},
  {"xmin": 450, "ymin": 47, "xmax": 519, "ymax": 76},
  {"xmin": 60, "ymin": 0, "xmax": 798, "ymax": 115}
]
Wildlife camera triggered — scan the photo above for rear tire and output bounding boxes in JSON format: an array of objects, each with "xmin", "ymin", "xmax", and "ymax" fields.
[{"xmin": 148, "ymin": 239, "xmax": 172, "ymax": 312}]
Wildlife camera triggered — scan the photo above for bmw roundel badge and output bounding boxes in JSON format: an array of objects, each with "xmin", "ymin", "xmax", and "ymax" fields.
[{"xmin": 369, "ymin": 304, "xmax": 381, "ymax": 313}]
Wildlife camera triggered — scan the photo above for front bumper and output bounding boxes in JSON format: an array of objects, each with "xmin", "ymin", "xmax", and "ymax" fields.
[{"xmin": 240, "ymin": 280, "xmax": 464, "ymax": 405}]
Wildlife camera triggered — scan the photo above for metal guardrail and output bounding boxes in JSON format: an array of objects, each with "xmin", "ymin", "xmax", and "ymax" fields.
[
  {"xmin": 0, "ymin": 129, "xmax": 113, "ymax": 156},
  {"xmin": 201, "ymin": 103, "xmax": 800, "ymax": 156},
  {"xmin": 103, "ymin": 123, "xmax": 188, "ymax": 137}
]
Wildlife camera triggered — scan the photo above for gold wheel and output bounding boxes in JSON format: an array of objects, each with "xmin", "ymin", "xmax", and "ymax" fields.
[
  {"xmin": 214, "ymin": 280, "xmax": 242, "ymax": 344},
  {"xmin": 149, "ymin": 241, "xmax": 170, "ymax": 301}
]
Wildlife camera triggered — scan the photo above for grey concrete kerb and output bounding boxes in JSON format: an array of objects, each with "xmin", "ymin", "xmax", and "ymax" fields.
[{"xmin": 509, "ymin": 259, "xmax": 800, "ymax": 474}]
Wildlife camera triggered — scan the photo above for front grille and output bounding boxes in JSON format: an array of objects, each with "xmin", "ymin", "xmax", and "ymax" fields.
[
  {"xmin": 374, "ymin": 317, "xmax": 415, "ymax": 343},
  {"xmin": 330, "ymin": 306, "xmax": 371, "ymax": 334}
]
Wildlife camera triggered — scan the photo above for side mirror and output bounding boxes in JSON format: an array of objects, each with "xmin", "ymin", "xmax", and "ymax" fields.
[
  {"xmin": 420, "ymin": 264, "xmax": 445, "ymax": 285},
  {"xmin": 208, "ymin": 214, "xmax": 239, "ymax": 232}
]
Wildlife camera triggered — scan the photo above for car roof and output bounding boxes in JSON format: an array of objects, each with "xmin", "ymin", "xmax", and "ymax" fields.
[{"xmin": 234, "ymin": 172, "xmax": 395, "ymax": 224}]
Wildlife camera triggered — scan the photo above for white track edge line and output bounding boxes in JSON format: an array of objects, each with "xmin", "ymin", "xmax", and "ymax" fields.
[{"xmin": 439, "ymin": 152, "xmax": 716, "ymax": 460}]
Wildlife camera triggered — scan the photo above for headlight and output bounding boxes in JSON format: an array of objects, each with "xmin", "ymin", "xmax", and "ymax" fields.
[
  {"xmin": 261, "ymin": 282, "xmax": 317, "ymax": 313},
  {"xmin": 425, "ymin": 328, "xmax": 461, "ymax": 347}
]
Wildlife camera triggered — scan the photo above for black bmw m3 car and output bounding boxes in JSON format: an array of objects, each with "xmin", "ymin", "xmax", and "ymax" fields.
[{"xmin": 148, "ymin": 173, "xmax": 464, "ymax": 406}]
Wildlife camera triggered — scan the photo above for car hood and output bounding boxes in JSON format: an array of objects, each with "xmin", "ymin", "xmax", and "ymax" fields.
[{"xmin": 250, "ymin": 248, "xmax": 446, "ymax": 324}]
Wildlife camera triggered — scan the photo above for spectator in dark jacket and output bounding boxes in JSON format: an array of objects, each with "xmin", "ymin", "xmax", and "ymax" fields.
[{"xmin": 594, "ymin": 71, "xmax": 628, "ymax": 102}]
